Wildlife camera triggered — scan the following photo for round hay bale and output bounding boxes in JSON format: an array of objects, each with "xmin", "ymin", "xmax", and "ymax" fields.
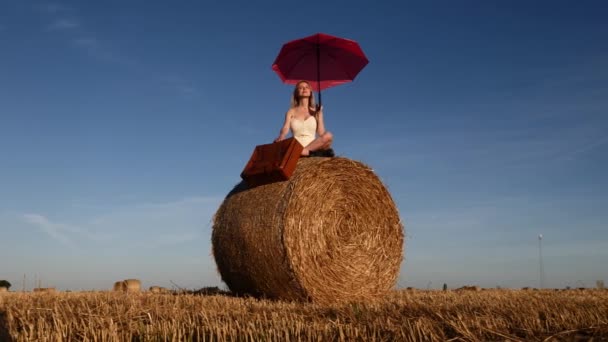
[
  {"xmin": 456, "ymin": 285, "xmax": 481, "ymax": 292},
  {"xmin": 149, "ymin": 286, "xmax": 167, "ymax": 293},
  {"xmin": 0, "ymin": 287, "xmax": 7, "ymax": 293},
  {"xmin": 113, "ymin": 281, "xmax": 126, "ymax": 292},
  {"xmin": 124, "ymin": 279, "xmax": 141, "ymax": 292},
  {"xmin": 212, "ymin": 157, "xmax": 404, "ymax": 304}
]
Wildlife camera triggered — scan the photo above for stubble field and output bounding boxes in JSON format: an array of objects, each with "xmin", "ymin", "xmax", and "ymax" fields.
[{"xmin": 1, "ymin": 288, "xmax": 607, "ymax": 341}]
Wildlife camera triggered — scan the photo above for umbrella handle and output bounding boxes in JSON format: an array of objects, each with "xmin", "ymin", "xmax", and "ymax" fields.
[{"xmin": 317, "ymin": 90, "xmax": 322, "ymax": 112}]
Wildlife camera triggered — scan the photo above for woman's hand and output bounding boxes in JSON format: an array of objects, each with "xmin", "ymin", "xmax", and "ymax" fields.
[{"xmin": 274, "ymin": 136, "xmax": 284, "ymax": 143}]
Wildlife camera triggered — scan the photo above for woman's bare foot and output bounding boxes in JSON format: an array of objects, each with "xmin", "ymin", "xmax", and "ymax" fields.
[{"xmin": 301, "ymin": 148, "xmax": 310, "ymax": 156}]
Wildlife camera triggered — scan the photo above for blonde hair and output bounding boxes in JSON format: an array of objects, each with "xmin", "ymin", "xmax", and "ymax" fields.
[{"xmin": 290, "ymin": 80, "xmax": 316, "ymax": 111}]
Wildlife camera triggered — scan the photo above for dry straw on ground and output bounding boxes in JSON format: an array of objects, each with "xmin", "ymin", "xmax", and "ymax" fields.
[
  {"xmin": 1, "ymin": 289, "xmax": 607, "ymax": 341},
  {"xmin": 213, "ymin": 157, "xmax": 404, "ymax": 304},
  {"xmin": 0, "ymin": 287, "xmax": 7, "ymax": 293}
]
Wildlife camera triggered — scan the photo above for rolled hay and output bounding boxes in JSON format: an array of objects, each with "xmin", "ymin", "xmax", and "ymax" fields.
[
  {"xmin": 149, "ymin": 286, "xmax": 168, "ymax": 293},
  {"xmin": 212, "ymin": 157, "xmax": 404, "ymax": 304},
  {"xmin": 112, "ymin": 281, "xmax": 126, "ymax": 292},
  {"xmin": 123, "ymin": 279, "xmax": 141, "ymax": 292},
  {"xmin": 0, "ymin": 287, "xmax": 7, "ymax": 293},
  {"xmin": 456, "ymin": 285, "xmax": 481, "ymax": 292}
]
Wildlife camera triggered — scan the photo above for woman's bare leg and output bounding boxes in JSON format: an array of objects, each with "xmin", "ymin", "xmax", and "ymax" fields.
[{"xmin": 301, "ymin": 132, "xmax": 333, "ymax": 156}]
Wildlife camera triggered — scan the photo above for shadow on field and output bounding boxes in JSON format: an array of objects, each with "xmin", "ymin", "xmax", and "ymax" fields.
[
  {"xmin": 0, "ymin": 311, "xmax": 13, "ymax": 342},
  {"xmin": 184, "ymin": 286, "xmax": 234, "ymax": 297},
  {"xmin": 187, "ymin": 287, "xmax": 301, "ymax": 303},
  {"xmin": 182, "ymin": 286, "xmax": 269, "ymax": 300}
]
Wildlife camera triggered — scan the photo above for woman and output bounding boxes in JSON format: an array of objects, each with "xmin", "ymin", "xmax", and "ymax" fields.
[{"xmin": 274, "ymin": 80, "xmax": 334, "ymax": 157}]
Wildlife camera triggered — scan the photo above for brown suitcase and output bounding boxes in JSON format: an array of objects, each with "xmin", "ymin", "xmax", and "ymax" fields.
[{"xmin": 241, "ymin": 138, "xmax": 303, "ymax": 187}]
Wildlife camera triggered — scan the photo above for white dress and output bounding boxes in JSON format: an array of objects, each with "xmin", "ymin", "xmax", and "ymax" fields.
[{"xmin": 290, "ymin": 116, "xmax": 317, "ymax": 147}]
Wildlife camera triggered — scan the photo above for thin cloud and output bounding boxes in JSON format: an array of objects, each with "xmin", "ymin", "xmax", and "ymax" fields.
[
  {"xmin": 22, "ymin": 213, "xmax": 73, "ymax": 246},
  {"xmin": 71, "ymin": 37, "xmax": 134, "ymax": 66},
  {"xmin": 88, "ymin": 196, "xmax": 221, "ymax": 247},
  {"xmin": 162, "ymin": 75, "xmax": 201, "ymax": 97},
  {"xmin": 73, "ymin": 37, "xmax": 98, "ymax": 48},
  {"xmin": 138, "ymin": 232, "xmax": 203, "ymax": 250},
  {"xmin": 22, "ymin": 212, "xmax": 116, "ymax": 246},
  {"xmin": 70, "ymin": 40, "xmax": 199, "ymax": 96},
  {"xmin": 47, "ymin": 18, "xmax": 79, "ymax": 30},
  {"xmin": 357, "ymin": 119, "xmax": 608, "ymax": 173},
  {"xmin": 557, "ymin": 135, "xmax": 608, "ymax": 161},
  {"xmin": 137, "ymin": 196, "xmax": 221, "ymax": 211},
  {"xmin": 34, "ymin": 3, "xmax": 72, "ymax": 14},
  {"xmin": 24, "ymin": 196, "xmax": 222, "ymax": 251},
  {"xmin": 21, "ymin": 196, "xmax": 214, "ymax": 247},
  {"xmin": 36, "ymin": 3, "xmax": 201, "ymax": 98}
]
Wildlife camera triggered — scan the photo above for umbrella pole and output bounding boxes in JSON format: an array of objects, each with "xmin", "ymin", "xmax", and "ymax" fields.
[{"xmin": 316, "ymin": 38, "xmax": 322, "ymax": 112}]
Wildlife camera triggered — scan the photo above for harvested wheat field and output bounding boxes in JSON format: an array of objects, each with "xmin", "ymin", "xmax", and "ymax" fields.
[
  {"xmin": 1, "ymin": 289, "xmax": 607, "ymax": 341},
  {"xmin": 213, "ymin": 157, "xmax": 404, "ymax": 304}
]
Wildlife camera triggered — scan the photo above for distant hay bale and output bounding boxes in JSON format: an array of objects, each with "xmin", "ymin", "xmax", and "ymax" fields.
[
  {"xmin": 113, "ymin": 279, "xmax": 140, "ymax": 292},
  {"xmin": 33, "ymin": 287, "xmax": 57, "ymax": 293},
  {"xmin": 123, "ymin": 279, "xmax": 141, "ymax": 292},
  {"xmin": 456, "ymin": 286, "xmax": 481, "ymax": 292},
  {"xmin": 149, "ymin": 286, "xmax": 168, "ymax": 293},
  {"xmin": 0, "ymin": 287, "xmax": 7, "ymax": 293},
  {"xmin": 113, "ymin": 281, "xmax": 126, "ymax": 292},
  {"xmin": 212, "ymin": 157, "xmax": 404, "ymax": 304}
]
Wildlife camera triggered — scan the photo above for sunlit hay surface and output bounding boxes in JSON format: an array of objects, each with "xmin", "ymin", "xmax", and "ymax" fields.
[
  {"xmin": 124, "ymin": 279, "xmax": 141, "ymax": 293},
  {"xmin": 213, "ymin": 157, "xmax": 404, "ymax": 304},
  {"xmin": 1, "ymin": 289, "xmax": 606, "ymax": 341}
]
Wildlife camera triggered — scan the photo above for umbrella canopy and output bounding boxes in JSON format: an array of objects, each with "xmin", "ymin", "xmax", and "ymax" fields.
[{"xmin": 271, "ymin": 33, "xmax": 368, "ymax": 105}]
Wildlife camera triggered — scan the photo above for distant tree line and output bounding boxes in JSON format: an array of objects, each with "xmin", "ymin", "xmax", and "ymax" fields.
[{"xmin": 0, "ymin": 280, "xmax": 11, "ymax": 289}]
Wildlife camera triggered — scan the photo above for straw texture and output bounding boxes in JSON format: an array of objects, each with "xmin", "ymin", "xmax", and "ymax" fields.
[
  {"xmin": 212, "ymin": 157, "xmax": 404, "ymax": 304},
  {"xmin": 123, "ymin": 279, "xmax": 141, "ymax": 292}
]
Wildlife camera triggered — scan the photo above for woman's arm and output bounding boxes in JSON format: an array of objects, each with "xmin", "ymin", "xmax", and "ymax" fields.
[
  {"xmin": 316, "ymin": 106, "xmax": 326, "ymax": 136},
  {"xmin": 274, "ymin": 110, "xmax": 292, "ymax": 142}
]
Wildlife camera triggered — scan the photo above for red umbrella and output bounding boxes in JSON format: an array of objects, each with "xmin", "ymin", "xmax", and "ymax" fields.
[{"xmin": 271, "ymin": 33, "xmax": 369, "ymax": 107}]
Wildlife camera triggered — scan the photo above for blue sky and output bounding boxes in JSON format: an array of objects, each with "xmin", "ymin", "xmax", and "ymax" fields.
[{"xmin": 1, "ymin": 1, "xmax": 607, "ymax": 291}]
